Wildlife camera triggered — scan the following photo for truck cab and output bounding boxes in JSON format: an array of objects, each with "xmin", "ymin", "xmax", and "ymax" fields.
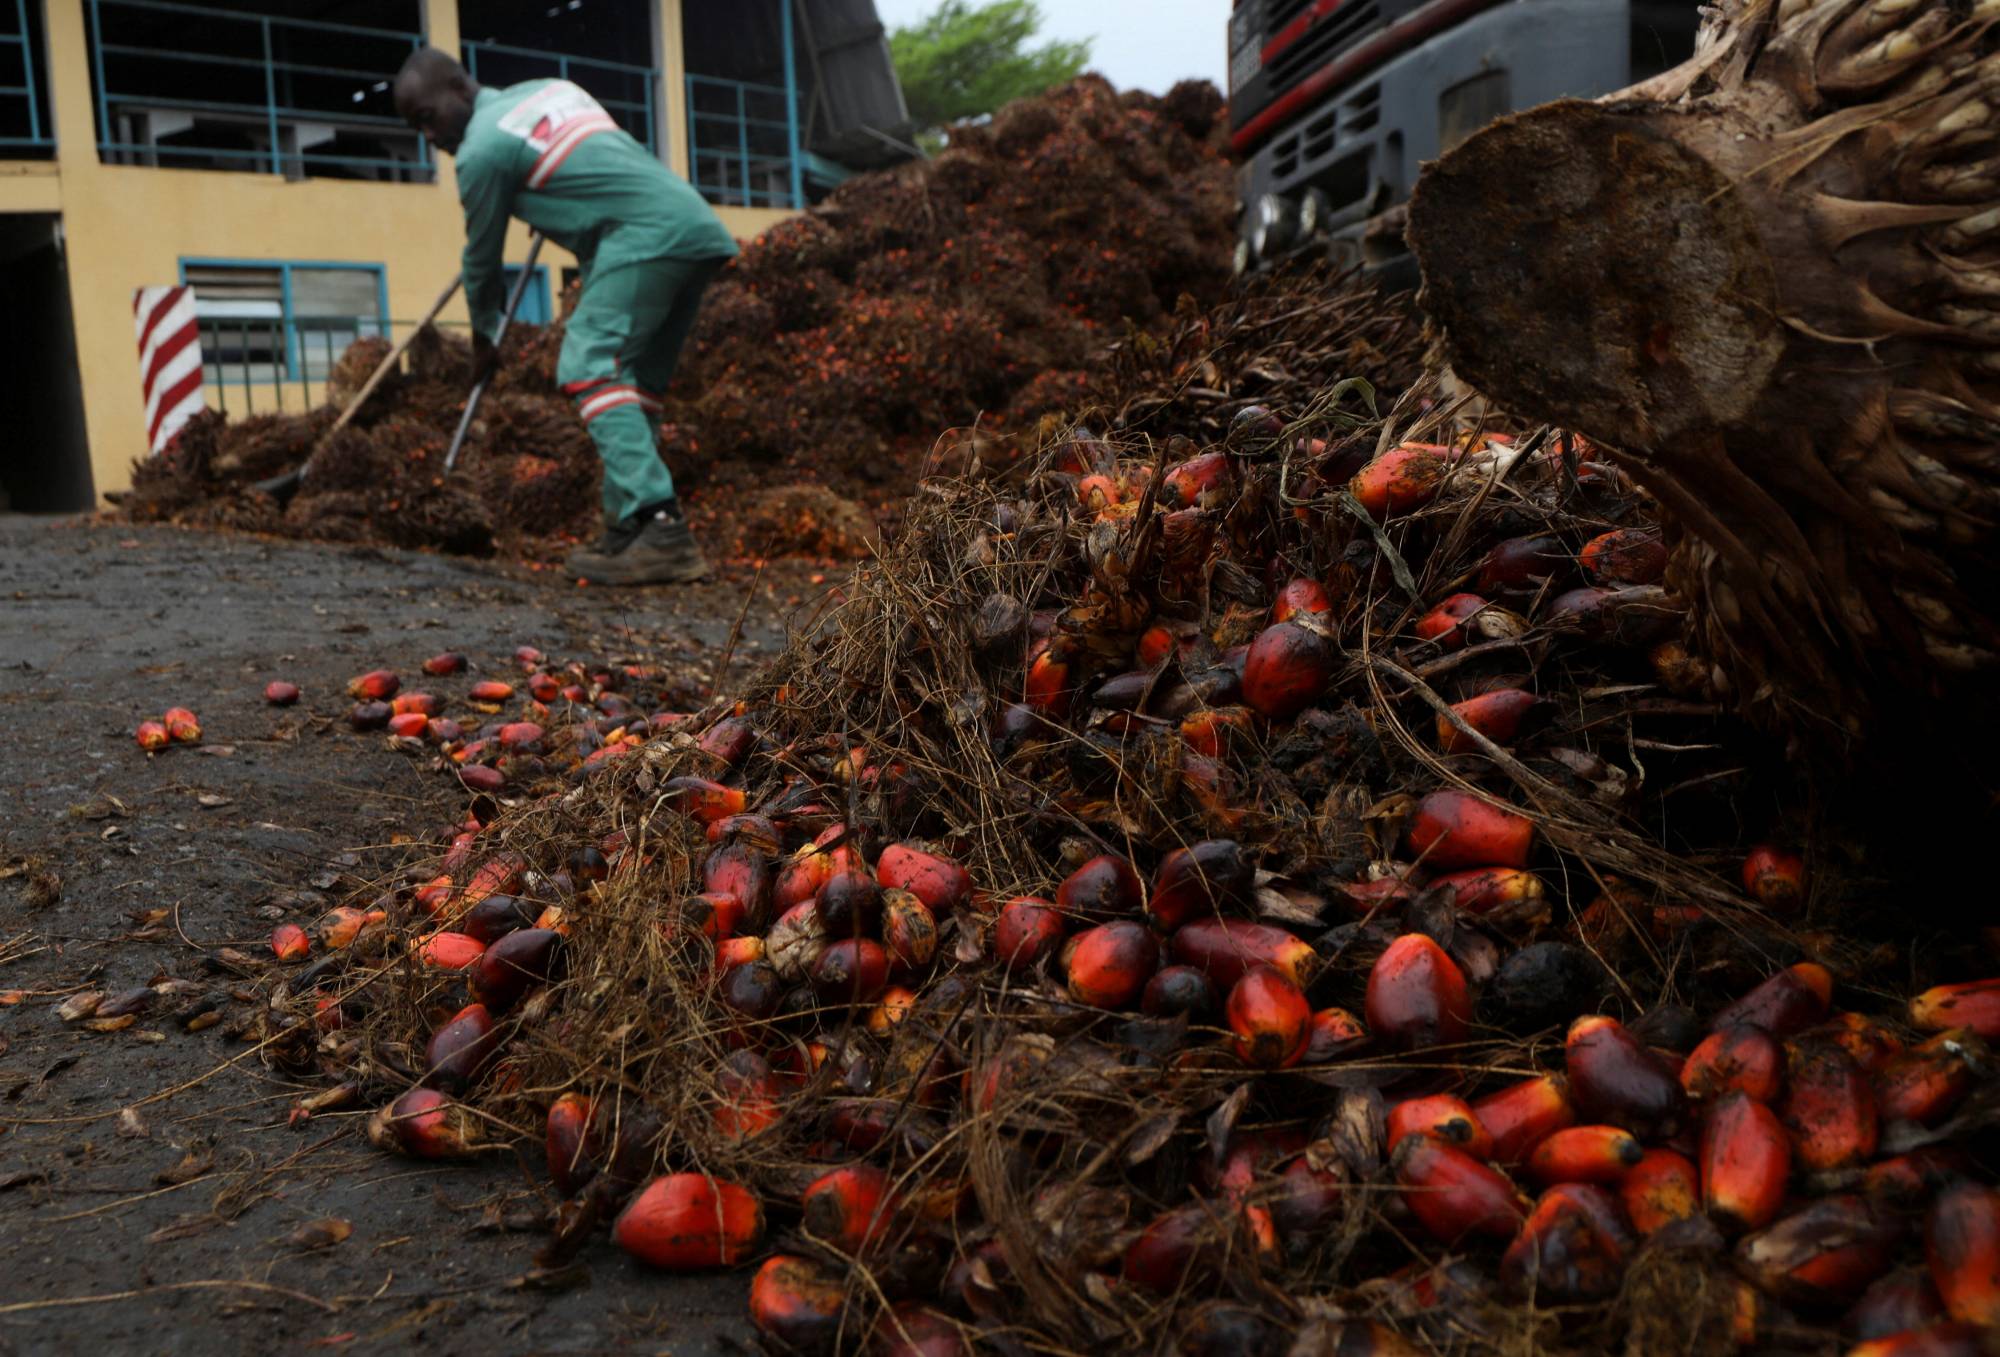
[{"xmin": 1229, "ymin": 0, "xmax": 1700, "ymax": 282}]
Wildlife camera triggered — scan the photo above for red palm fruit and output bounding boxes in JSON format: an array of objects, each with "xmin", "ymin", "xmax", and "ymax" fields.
[
  {"xmin": 1076, "ymin": 471, "xmax": 1122, "ymax": 513},
  {"xmin": 1228, "ymin": 965, "xmax": 1312, "ymax": 1068},
  {"xmin": 813, "ymin": 938, "xmax": 890, "ymax": 1007},
  {"xmin": 1526, "ymin": 1125, "xmax": 1645, "ymax": 1186},
  {"xmin": 1741, "ymin": 844, "xmax": 1807, "ymax": 911},
  {"xmin": 513, "ymin": 645, "xmax": 543, "ymax": 667},
  {"xmin": 368, "ymin": 1088, "xmax": 481, "ymax": 1159},
  {"xmin": 1817, "ymin": 1012, "xmax": 1905, "ymax": 1074},
  {"xmin": 1170, "ymin": 918, "xmax": 1318, "ymax": 990},
  {"xmin": 1500, "ymin": 1183, "xmax": 1633, "ymax": 1301},
  {"xmin": 349, "ymin": 700, "xmax": 392, "ymax": 731},
  {"xmin": 994, "ymin": 897, "xmax": 1065, "ymax": 971},
  {"xmin": 1566, "ymin": 1015, "xmax": 1686, "ymax": 1136},
  {"xmin": 1868, "ymin": 1149, "xmax": 1976, "ymax": 1206},
  {"xmin": 496, "ymin": 721, "xmax": 543, "ymax": 751},
  {"xmin": 1846, "ymin": 1268, "xmax": 1946, "ymax": 1342},
  {"xmin": 767, "ymin": 901, "xmax": 827, "ymax": 982},
  {"xmin": 1431, "ymin": 867, "xmax": 1545, "ymax": 918},
  {"xmin": 1303, "ymin": 1006, "xmax": 1368, "ymax": 1062},
  {"xmin": 714, "ymin": 935, "xmax": 764, "ymax": 972},
  {"xmin": 866, "ymin": 985, "xmax": 919, "ymax": 1037},
  {"xmin": 1142, "ymin": 964, "xmax": 1216, "ymax": 1018},
  {"xmin": 1179, "ymin": 706, "xmax": 1255, "ymax": 759},
  {"xmin": 1737, "ymin": 1194, "xmax": 1900, "ymax": 1308},
  {"xmin": 423, "ymin": 1002, "xmax": 496, "ymax": 1093},
  {"xmin": 1242, "ymin": 619, "xmax": 1336, "ymax": 720},
  {"xmin": 1622, "ymin": 1149, "xmax": 1700, "ymax": 1234},
  {"xmin": 347, "ymin": 669, "xmax": 399, "ymax": 700},
  {"xmin": 801, "ymin": 1164, "xmax": 891, "ymax": 1255},
  {"xmin": 467, "ymin": 679, "xmax": 513, "ymax": 703},
  {"xmin": 1702, "ymin": 1091, "xmax": 1791, "ymax": 1233},
  {"xmin": 545, "ymin": 1092, "xmax": 598, "ymax": 1194},
  {"xmin": 413, "ymin": 875, "xmax": 454, "ymax": 915},
  {"xmin": 1121, "ymin": 1203, "xmax": 1217, "ymax": 1293},
  {"xmin": 714, "ymin": 1050, "xmax": 783, "ymax": 1140},
  {"xmin": 775, "ymin": 842, "xmax": 837, "ymax": 910},
  {"xmin": 1387, "ymin": 1094, "xmax": 1493, "ymax": 1158},
  {"xmin": 674, "ymin": 892, "xmax": 745, "ymax": 944},
  {"xmin": 263, "ymin": 680, "xmax": 300, "ymax": 706},
  {"xmin": 881, "ymin": 888, "xmax": 937, "ymax": 973},
  {"xmin": 1351, "ymin": 442, "xmax": 1452, "ymax": 520},
  {"xmin": 456, "ymin": 764, "xmax": 504, "ymax": 794},
  {"xmin": 749, "ymin": 1253, "xmax": 844, "ymax": 1353},
  {"xmin": 612, "ymin": 1174, "xmax": 763, "ymax": 1268},
  {"xmin": 390, "ymin": 692, "xmax": 439, "ymax": 717},
  {"xmin": 1023, "ymin": 647, "xmax": 1073, "ymax": 716},
  {"xmin": 1475, "ymin": 1074, "xmax": 1577, "ymax": 1164},
  {"xmin": 1579, "ymin": 528, "xmax": 1667, "ymax": 585},
  {"xmin": 270, "ymin": 922, "xmax": 309, "ymax": 961},
  {"xmin": 1066, "ymin": 921, "xmax": 1160, "ymax": 1009},
  {"xmin": 1877, "ymin": 1032, "xmax": 1975, "ymax": 1126},
  {"xmin": 1683, "ymin": 1024, "xmax": 1784, "ymax": 1103},
  {"xmin": 1846, "ymin": 1323, "xmax": 1992, "ymax": 1357},
  {"xmin": 161, "ymin": 706, "xmax": 201, "ymax": 743},
  {"xmin": 469, "ymin": 927, "xmax": 559, "ymax": 1011},
  {"xmin": 1781, "ymin": 1041, "xmax": 1879, "ymax": 1172},
  {"xmin": 1437, "ymin": 688, "xmax": 1540, "ymax": 754},
  {"xmin": 1910, "ymin": 979, "xmax": 2000, "ymax": 1040},
  {"xmin": 1366, "ymin": 934, "xmax": 1472, "ymax": 1049},
  {"xmin": 1056, "ymin": 854, "xmax": 1144, "ymax": 920},
  {"xmin": 659, "ymin": 777, "xmax": 746, "ymax": 825},
  {"xmin": 1272, "ymin": 578, "xmax": 1333, "ymax": 622},
  {"xmin": 459, "ymin": 853, "xmax": 524, "ymax": 910},
  {"xmin": 1407, "ymin": 790, "xmax": 1534, "ymax": 870},
  {"xmin": 1414, "ymin": 593, "xmax": 1489, "ymax": 650},
  {"xmin": 421, "ymin": 653, "xmax": 465, "ymax": 676},
  {"xmin": 135, "ymin": 719, "xmax": 171, "ymax": 751},
  {"xmin": 706, "ymin": 813, "xmax": 779, "ymax": 851},
  {"xmin": 527, "ymin": 672, "xmax": 561, "ymax": 703},
  {"xmin": 1161, "ymin": 450, "xmax": 1233, "ymax": 507},
  {"xmin": 872, "ymin": 1305, "xmax": 966, "ymax": 1357},
  {"xmin": 1713, "ymin": 963, "xmax": 1834, "ymax": 1037},
  {"xmin": 1271, "ymin": 1156, "xmax": 1346, "ymax": 1240},
  {"xmin": 817, "ymin": 869, "xmax": 881, "ymax": 938},
  {"xmin": 876, "ymin": 844, "xmax": 971, "ymax": 915},
  {"xmin": 1146, "ymin": 840, "xmax": 1251, "ymax": 930},
  {"xmin": 1393, "ymin": 1134, "xmax": 1528, "ymax": 1243},
  {"xmin": 316, "ymin": 905, "xmax": 381, "ymax": 950},
  {"xmin": 1928, "ymin": 1181, "xmax": 2000, "ymax": 1325},
  {"xmin": 387, "ymin": 712, "xmax": 429, "ymax": 738},
  {"xmin": 1136, "ymin": 621, "xmax": 1197, "ymax": 668}
]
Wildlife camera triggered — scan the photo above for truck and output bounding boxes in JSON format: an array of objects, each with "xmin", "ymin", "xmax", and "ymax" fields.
[{"xmin": 1227, "ymin": 0, "xmax": 1702, "ymax": 283}]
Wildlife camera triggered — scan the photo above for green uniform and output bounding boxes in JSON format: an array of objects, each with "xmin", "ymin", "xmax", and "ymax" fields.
[{"xmin": 454, "ymin": 79, "xmax": 738, "ymax": 521}]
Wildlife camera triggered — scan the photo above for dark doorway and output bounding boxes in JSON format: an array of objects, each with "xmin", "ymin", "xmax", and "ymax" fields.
[{"xmin": 0, "ymin": 214, "xmax": 93, "ymax": 511}]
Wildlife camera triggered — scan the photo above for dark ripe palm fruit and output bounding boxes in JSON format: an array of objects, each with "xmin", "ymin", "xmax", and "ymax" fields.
[
  {"xmin": 1227, "ymin": 965, "xmax": 1312, "ymax": 1069},
  {"xmin": 569, "ymin": 845, "xmax": 609, "ymax": 881},
  {"xmin": 1742, "ymin": 844, "xmax": 1807, "ymax": 912},
  {"xmin": 1142, "ymin": 964, "xmax": 1216, "ymax": 1020},
  {"xmin": 1867, "ymin": 1148, "xmax": 1976, "ymax": 1208},
  {"xmin": 720, "ymin": 961, "xmax": 785, "ymax": 1023},
  {"xmin": 1066, "ymin": 921, "xmax": 1160, "ymax": 1010},
  {"xmin": 1579, "ymin": 528, "xmax": 1668, "ymax": 585},
  {"xmin": 469, "ymin": 927, "xmax": 560, "ymax": 1013},
  {"xmin": 1846, "ymin": 1324, "xmax": 1994, "ymax": 1357},
  {"xmin": 1629, "ymin": 1003, "xmax": 1703, "ymax": 1054},
  {"xmin": 1876, "ymin": 1032, "xmax": 1975, "ymax": 1126},
  {"xmin": 366, "ymin": 1088, "xmax": 483, "ymax": 1160},
  {"xmin": 1780, "ymin": 1040, "xmax": 1879, "ymax": 1173},
  {"xmin": 347, "ymin": 668, "xmax": 399, "ymax": 700},
  {"xmin": 812, "ymin": 938, "xmax": 890, "ymax": 1007},
  {"xmin": 801, "ymin": 1163, "xmax": 891, "ymax": 1256},
  {"xmin": 1056, "ymin": 854, "xmax": 1144, "ymax": 920},
  {"xmin": 1683, "ymin": 1024, "xmax": 1784, "ymax": 1103},
  {"xmin": 421, "ymin": 653, "xmax": 465, "ymax": 676},
  {"xmin": 1622, "ymin": 1149, "xmax": 1700, "ymax": 1235},
  {"xmin": 1147, "ymin": 840, "xmax": 1251, "ymax": 930},
  {"xmin": 349, "ymin": 700, "xmax": 392, "ymax": 731},
  {"xmin": 1485, "ymin": 942, "xmax": 1609, "ymax": 1031},
  {"xmin": 1437, "ymin": 687, "xmax": 1542, "ymax": 754},
  {"xmin": 1478, "ymin": 534, "xmax": 1570, "ymax": 592},
  {"xmin": 1712, "ymin": 962, "xmax": 1834, "ymax": 1037},
  {"xmin": 1927, "ymin": 1181, "xmax": 2000, "ymax": 1326},
  {"xmin": 880, "ymin": 888, "xmax": 937, "ymax": 974},
  {"xmin": 457, "ymin": 763, "xmax": 505, "ymax": 794},
  {"xmin": 545, "ymin": 1091, "xmax": 598, "ymax": 1195},
  {"xmin": 698, "ymin": 716, "xmax": 756, "ymax": 768},
  {"xmin": 459, "ymin": 893, "xmax": 538, "ymax": 945},
  {"xmin": 704, "ymin": 842, "xmax": 774, "ymax": 926},
  {"xmin": 1242, "ymin": 620, "xmax": 1336, "ymax": 720},
  {"xmin": 1365, "ymin": 934, "xmax": 1472, "ymax": 1049},
  {"xmin": 1474, "ymin": 1073, "xmax": 1576, "ymax": 1165},
  {"xmin": 423, "ymin": 1001, "xmax": 497, "ymax": 1093},
  {"xmin": 1414, "ymin": 593, "xmax": 1489, "ymax": 651},
  {"xmin": 1500, "ymin": 1183, "xmax": 1634, "ymax": 1301},
  {"xmin": 1737, "ymin": 1194, "xmax": 1900, "ymax": 1309},
  {"xmin": 1303, "ymin": 1007, "xmax": 1367, "ymax": 1062},
  {"xmin": 1910, "ymin": 979, "xmax": 2000, "ymax": 1040},
  {"xmin": 1702, "ymin": 1091, "xmax": 1791, "ymax": 1233},
  {"xmin": 1392, "ymin": 1134, "xmax": 1527, "ymax": 1244},
  {"xmin": 1170, "ymin": 918, "xmax": 1319, "ymax": 990},
  {"xmin": 1526, "ymin": 1125, "xmax": 1646, "ymax": 1187},
  {"xmin": 1272, "ymin": 578, "xmax": 1334, "ymax": 623},
  {"xmin": 872, "ymin": 1305, "xmax": 968, "ymax": 1357},
  {"xmin": 993, "ymin": 897, "xmax": 1065, "ymax": 972},
  {"xmin": 1407, "ymin": 789, "xmax": 1535, "ymax": 870},
  {"xmin": 1270, "ymin": 1156, "xmax": 1345, "ymax": 1242},
  {"xmin": 1179, "ymin": 1301, "xmax": 1284, "ymax": 1357},
  {"xmin": 817, "ymin": 869, "xmax": 882, "ymax": 939},
  {"xmin": 1565, "ymin": 1015, "xmax": 1686, "ymax": 1136},
  {"xmin": 612, "ymin": 1174, "xmax": 763, "ymax": 1269},
  {"xmin": 1845, "ymin": 1269, "xmax": 1946, "ymax": 1343},
  {"xmin": 264, "ymin": 680, "xmax": 300, "ymax": 706},
  {"xmin": 876, "ymin": 844, "xmax": 971, "ymax": 915},
  {"xmin": 1090, "ymin": 670, "xmax": 1154, "ymax": 711},
  {"xmin": 1386, "ymin": 1094, "xmax": 1493, "ymax": 1158}
]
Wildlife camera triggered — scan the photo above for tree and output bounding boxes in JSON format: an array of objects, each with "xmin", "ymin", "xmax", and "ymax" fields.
[{"xmin": 889, "ymin": 1, "xmax": 1092, "ymax": 141}]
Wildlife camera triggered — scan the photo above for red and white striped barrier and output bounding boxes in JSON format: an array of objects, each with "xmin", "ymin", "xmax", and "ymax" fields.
[{"xmin": 133, "ymin": 285, "xmax": 205, "ymax": 457}]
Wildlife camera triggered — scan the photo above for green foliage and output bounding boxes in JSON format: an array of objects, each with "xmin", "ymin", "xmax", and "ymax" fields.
[{"xmin": 889, "ymin": 1, "xmax": 1093, "ymax": 137}]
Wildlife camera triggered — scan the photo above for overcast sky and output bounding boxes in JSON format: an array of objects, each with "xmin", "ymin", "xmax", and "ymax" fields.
[{"xmin": 871, "ymin": 0, "xmax": 1232, "ymax": 97}]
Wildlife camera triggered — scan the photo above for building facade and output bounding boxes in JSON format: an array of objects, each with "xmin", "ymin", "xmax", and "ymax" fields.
[{"xmin": 0, "ymin": 0, "xmax": 908, "ymax": 510}]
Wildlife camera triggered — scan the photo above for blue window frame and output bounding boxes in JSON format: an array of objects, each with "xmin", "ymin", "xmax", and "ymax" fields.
[
  {"xmin": 179, "ymin": 257, "xmax": 388, "ymax": 397},
  {"xmin": 502, "ymin": 264, "xmax": 551, "ymax": 327}
]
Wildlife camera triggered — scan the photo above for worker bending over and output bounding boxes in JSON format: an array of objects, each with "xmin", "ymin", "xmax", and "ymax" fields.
[{"xmin": 394, "ymin": 48, "xmax": 735, "ymax": 585}]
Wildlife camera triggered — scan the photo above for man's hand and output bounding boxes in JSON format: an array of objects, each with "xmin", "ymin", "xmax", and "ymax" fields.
[{"xmin": 469, "ymin": 333, "xmax": 500, "ymax": 389}]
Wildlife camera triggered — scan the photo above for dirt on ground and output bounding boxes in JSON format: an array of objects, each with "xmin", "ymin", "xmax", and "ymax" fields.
[{"xmin": 0, "ymin": 515, "xmax": 827, "ymax": 1355}]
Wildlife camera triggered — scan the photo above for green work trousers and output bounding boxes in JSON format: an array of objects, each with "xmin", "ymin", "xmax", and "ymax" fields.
[{"xmin": 557, "ymin": 254, "xmax": 725, "ymax": 524}]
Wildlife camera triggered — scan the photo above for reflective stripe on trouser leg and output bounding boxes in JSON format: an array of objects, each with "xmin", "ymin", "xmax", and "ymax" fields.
[{"xmin": 578, "ymin": 393, "xmax": 677, "ymax": 524}]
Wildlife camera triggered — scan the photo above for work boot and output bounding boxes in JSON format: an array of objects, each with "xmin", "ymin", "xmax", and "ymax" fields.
[
  {"xmin": 568, "ymin": 506, "xmax": 710, "ymax": 586},
  {"xmin": 563, "ymin": 513, "xmax": 645, "ymax": 574}
]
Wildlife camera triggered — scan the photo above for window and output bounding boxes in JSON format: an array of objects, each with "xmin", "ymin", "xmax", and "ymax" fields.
[
  {"xmin": 182, "ymin": 259, "xmax": 387, "ymax": 412},
  {"xmin": 501, "ymin": 264, "xmax": 550, "ymax": 326}
]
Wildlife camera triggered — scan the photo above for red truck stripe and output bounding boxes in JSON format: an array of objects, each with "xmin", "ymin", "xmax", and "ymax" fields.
[{"xmin": 1261, "ymin": 0, "xmax": 1349, "ymax": 67}]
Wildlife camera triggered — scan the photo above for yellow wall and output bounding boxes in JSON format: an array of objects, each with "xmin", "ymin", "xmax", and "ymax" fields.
[{"xmin": 0, "ymin": 0, "xmax": 792, "ymax": 504}]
